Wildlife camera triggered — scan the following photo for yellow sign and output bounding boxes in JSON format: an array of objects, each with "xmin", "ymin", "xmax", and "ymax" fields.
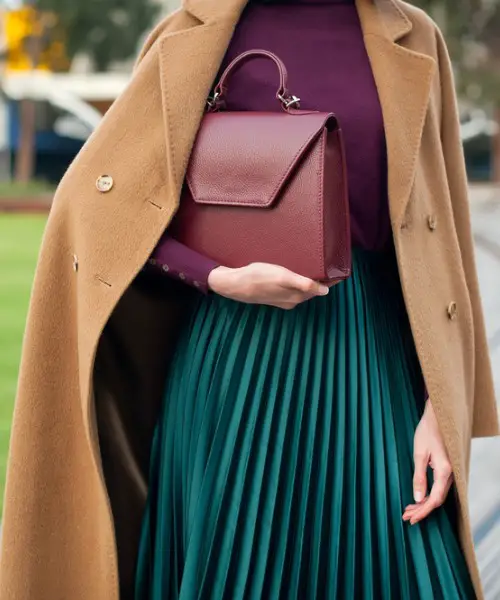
[{"xmin": 4, "ymin": 8, "xmax": 69, "ymax": 72}]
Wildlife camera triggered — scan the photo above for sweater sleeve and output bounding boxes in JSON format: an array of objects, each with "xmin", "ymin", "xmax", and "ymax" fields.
[
  {"xmin": 435, "ymin": 26, "xmax": 499, "ymax": 438},
  {"xmin": 146, "ymin": 233, "xmax": 219, "ymax": 295}
]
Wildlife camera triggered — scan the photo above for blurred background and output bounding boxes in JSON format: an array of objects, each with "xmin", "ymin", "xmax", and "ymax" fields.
[{"xmin": 0, "ymin": 0, "xmax": 499, "ymax": 596}]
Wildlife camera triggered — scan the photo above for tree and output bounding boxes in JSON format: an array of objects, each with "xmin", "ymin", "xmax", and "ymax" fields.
[
  {"xmin": 412, "ymin": 0, "xmax": 500, "ymax": 180},
  {"xmin": 412, "ymin": 0, "xmax": 500, "ymax": 99},
  {"xmin": 35, "ymin": 0, "xmax": 161, "ymax": 72}
]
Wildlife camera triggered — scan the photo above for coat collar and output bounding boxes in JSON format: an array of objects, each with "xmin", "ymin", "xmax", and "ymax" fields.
[
  {"xmin": 183, "ymin": 0, "xmax": 412, "ymax": 40},
  {"xmin": 160, "ymin": 0, "xmax": 436, "ymax": 227},
  {"xmin": 183, "ymin": 0, "xmax": 247, "ymax": 23}
]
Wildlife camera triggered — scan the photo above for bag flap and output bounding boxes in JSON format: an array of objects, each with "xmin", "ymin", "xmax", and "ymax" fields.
[{"xmin": 186, "ymin": 111, "xmax": 338, "ymax": 208}]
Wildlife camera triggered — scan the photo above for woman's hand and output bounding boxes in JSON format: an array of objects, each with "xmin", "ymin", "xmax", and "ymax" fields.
[
  {"xmin": 207, "ymin": 263, "xmax": 330, "ymax": 308},
  {"xmin": 403, "ymin": 399, "xmax": 453, "ymax": 525}
]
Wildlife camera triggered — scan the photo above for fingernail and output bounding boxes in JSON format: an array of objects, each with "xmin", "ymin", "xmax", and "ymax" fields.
[
  {"xmin": 319, "ymin": 286, "xmax": 329, "ymax": 296},
  {"xmin": 414, "ymin": 491, "xmax": 424, "ymax": 503}
]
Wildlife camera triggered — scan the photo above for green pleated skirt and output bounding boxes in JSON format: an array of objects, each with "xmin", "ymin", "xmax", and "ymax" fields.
[{"xmin": 134, "ymin": 249, "xmax": 475, "ymax": 599}]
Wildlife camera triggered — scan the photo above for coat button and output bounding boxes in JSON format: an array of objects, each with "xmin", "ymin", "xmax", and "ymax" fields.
[
  {"xmin": 96, "ymin": 175, "xmax": 114, "ymax": 193},
  {"xmin": 447, "ymin": 301, "xmax": 457, "ymax": 320},
  {"xmin": 427, "ymin": 215, "xmax": 437, "ymax": 231},
  {"xmin": 162, "ymin": 264, "xmax": 170, "ymax": 272},
  {"xmin": 179, "ymin": 272, "xmax": 186, "ymax": 280}
]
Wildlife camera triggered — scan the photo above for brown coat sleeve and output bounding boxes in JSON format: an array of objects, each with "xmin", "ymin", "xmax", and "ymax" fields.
[
  {"xmin": 435, "ymin": 27, "xmax": 499, "ymax": 438},
  {"xmin": 132, "ymin": 9, "xmax": 219, "ymax": 293}
]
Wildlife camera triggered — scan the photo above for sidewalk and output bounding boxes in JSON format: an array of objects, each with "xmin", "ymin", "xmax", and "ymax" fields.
[{"xmin": 468, "ymin": 184, "xmax": 500, "ymax": 599}]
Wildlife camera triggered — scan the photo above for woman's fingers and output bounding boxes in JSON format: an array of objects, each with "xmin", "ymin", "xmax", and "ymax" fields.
[
  {"xmin": 283, "ymin": 272, "xmax": 329, "ymax": 296},
  {"xmin": 402, "ymin": 448, "xmax": 428, "ymax": 520},
  {"xmin": 404, "ymin": 458, "xmax": 453, "ymax": 525},
  {"xmin": 412, "ymin": 450, "xmax": 429, "ymax": 503},
  {"xmin": 403, "ymin": 400, "xmax": 454, "ymax": 525},
  {"xmin": 213, "ymin": 263, "xmax": 333, "ymax": 307},
  {"xmin": 403, "ymin": 503, "xmax": 422, "ymax": 512}
]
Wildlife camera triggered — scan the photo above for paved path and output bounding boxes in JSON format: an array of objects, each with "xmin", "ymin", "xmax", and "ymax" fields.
[{"xmin": 468, "ymin": 185, "xmax": 500, "ymax": 599}]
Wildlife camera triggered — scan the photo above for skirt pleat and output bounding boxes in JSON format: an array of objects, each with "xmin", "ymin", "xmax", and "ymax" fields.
[{"xmin": 135, "ymin": 249, "xmax": 475, "ymax": 600}]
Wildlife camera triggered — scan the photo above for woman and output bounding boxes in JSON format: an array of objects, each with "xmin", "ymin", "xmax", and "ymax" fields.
[
  {"xmin": 130, "ymin": 0, "xmax": 493, "ymax": 598},
  {"xmin": 0, "ymin": 0, "xmax": 498, "ymax": 599}
]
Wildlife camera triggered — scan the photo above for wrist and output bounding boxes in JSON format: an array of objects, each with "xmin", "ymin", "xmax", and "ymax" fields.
[{"xmin": 423, "ymin": 398, "xmax": 437, "ymax": 423}]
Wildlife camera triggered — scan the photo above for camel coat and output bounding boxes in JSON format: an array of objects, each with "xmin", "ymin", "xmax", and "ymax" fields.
[{"xmin": 0, "ymin": 0, "xmax": 498, "ymax": 598}]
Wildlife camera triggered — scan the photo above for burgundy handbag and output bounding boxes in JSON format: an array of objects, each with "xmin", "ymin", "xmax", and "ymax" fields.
[{"xmin": 169, "ymin": 49, "xmax": 351, "ymax": 283}]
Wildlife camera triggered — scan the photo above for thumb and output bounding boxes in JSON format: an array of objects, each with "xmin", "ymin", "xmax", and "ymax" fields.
[
  {"xmin": 413, "ymin": 450, "xmax": 429, "ymax": 503},
  {"xmin": 289, "ymin": 273, "xmax": 329, "ymax": 296}
]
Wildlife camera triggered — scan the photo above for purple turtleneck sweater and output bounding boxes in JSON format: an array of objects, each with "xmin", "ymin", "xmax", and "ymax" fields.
[{"xmin": 148, "ymin": 0, "xmax": 390, "ymax": 293}]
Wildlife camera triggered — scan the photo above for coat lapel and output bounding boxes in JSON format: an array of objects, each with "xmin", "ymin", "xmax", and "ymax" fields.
[
  {"xmin": 158, "ymin": 0, "xmax": 249, "ymax": 205},
  {"xmin": 356, "ymin": 0, "xmax": 437, "ymax": 228}
]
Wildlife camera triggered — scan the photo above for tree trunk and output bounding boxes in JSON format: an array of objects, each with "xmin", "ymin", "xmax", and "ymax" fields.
[
  {"xmin": 14, "ymin": 23, "xmax": 43, "ymax": 184},
  {"xmin": 0, "ymin": 86, "xmax": 11, "ymax": 181},
  {"xmin": 14, "ymin": 99, "xmax": 37, "ymax": 183},
  {"xmin": 493, "ymin": 105, "xmax": 500, "ymax": 184}
]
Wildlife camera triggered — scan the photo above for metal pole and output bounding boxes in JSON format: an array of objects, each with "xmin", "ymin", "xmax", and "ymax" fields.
[
  {"xmin": 0, "ymin": 7, "xmax": 12, "ymax": 181},
  {"xmin": 0, "ymin": 90, "xmax": 11, "ymax": 181},
  {"xmin": 13, "ymin": 8, "xmax": 43, "ymax": 183}
]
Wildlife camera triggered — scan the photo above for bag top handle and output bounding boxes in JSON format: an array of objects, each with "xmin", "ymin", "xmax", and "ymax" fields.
[{"xmin": 207, "ymin": 49, "xmax": 301, "ymax": 113}]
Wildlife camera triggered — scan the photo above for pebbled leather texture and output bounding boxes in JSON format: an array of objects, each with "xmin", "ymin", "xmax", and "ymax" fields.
[
  {"xmin": 170, "ymin": 50, "xmax": 352, "ymax": 283},
  {"xmin": 186, "ymin": 112, "xmax": 338, "ymax": 209}
]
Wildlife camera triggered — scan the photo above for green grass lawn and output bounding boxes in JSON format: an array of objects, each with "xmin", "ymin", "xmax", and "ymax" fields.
[
  {"xmin": 0, "ymin": 181, "xmax": 55, "ymax": 198},
  {"xmin": 0, "ymin": 215, "xmax": 46, "ymax": 512}
]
